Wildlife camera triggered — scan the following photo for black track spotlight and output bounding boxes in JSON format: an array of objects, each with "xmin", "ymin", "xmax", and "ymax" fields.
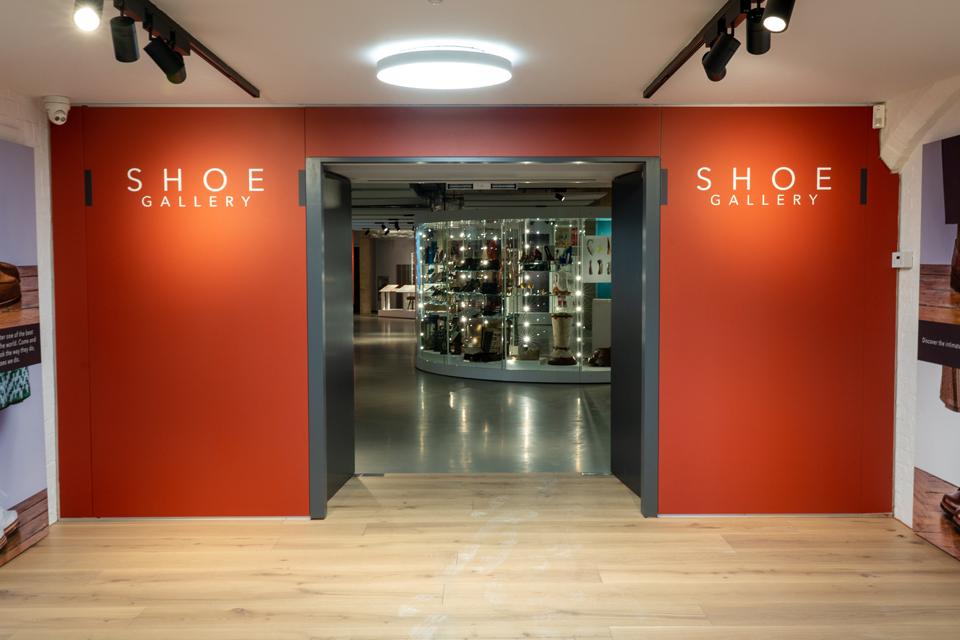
[
  {"xmin": 394, "ymin": 220, "xmax": 401, "ymax": 231},
  {"xmin": 763, "ymin": 0, "xmax": 795, "ymax": 33},
  {"xmin": 364, "ymin": 228, "xmax": 370, "ymax": 236},
  {"xmin": 702, "ymin": 30, "xmax": 740, "ymax": 82},
  {"xmin": 746, "ymin": 7, "xmax": 770, "ymax": 55},
  {"xmin": 554, "ymin": 191, "xmax": 566, "ymax": 203},
  {"xmin": 144, "ymin": 37, "xmax": 186, "ymax": 84},
  {"xmin": 73, "ymin": 0, "xmax": 103, "ymax": 31},
  {"xmin": 110, "ymin": 15, "xmax": 139, "ymax": 63}
]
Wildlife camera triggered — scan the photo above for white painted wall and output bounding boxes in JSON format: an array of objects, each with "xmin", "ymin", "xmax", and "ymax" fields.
[{"xmin": 0, "ymin": 90, "xmax": 57, "ymax": 524}]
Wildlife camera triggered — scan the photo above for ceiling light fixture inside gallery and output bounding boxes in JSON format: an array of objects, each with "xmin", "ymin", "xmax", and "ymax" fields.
[{"xmin": 376, "ymin": 48, "xmax": 513, "ymax": 90}]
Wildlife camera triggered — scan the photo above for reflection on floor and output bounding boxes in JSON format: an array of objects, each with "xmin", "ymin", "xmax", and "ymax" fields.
[
  {"xmin": 913, "ymin": 468, "xmax": 960, "ymax": 561},
  {"xmin": 354, "ymin": 315, "xmax": 610, "ymax": 474}
]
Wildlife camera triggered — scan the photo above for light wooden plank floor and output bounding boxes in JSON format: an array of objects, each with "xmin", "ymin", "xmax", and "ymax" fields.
[{"xmin": 1, "ymin": 474, "xmax": 959, "ymax": 639}]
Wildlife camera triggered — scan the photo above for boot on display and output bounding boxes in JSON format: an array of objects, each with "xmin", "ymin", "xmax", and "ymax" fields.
[{"xmin": 548, "ymin": 312, "xmax": 577, "ymax": 365}]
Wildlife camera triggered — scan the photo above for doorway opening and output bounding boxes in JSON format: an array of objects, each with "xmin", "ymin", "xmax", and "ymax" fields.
[{"xmin": 306, "ymin": 159, "xmax": 659, "ymax": 519}]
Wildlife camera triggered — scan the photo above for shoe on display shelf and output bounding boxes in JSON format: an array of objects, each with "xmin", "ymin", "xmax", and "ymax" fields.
[
  {"xmin": 449, "ymin": 332, "xmax": 463, "ymax": 355},
  {"xmin": 942, "ymin": 489, "xmax": 960, "ymax": 517},
  {"xmin": 587, "ymin": 348, "xmax": 611, "ymax": 368},
  {"xmin": 514, "ymin": 344, "xmax": 540, "ymax": 361}
]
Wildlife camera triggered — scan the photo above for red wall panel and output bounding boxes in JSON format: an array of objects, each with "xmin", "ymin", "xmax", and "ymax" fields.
[
  {"xmin": 658, "ymin": 107, "xmax": 897, "ymax": 513},
  {"xmin": 51, "ymin": 106, "xmax": 897, "ymax": 516},
  {"xmin": 305, "ymin": 107, "xmax": 661, "ymax": 158},
  {"xmin": 69, "ymin": 108, "xmax": 308, "ymax": 516},
  {"xmin": 51, "ymin": 109, "xmax": 93, "ymax": 517}
]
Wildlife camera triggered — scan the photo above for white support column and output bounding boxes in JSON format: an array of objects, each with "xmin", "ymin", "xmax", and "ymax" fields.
[{"xmin": 893, "ymin": 149, "xmax": 922, "ymax": 526}]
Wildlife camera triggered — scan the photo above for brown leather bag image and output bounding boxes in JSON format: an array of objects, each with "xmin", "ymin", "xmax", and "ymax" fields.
[{"xmin": 0, "ymin": 262, "xmax": 22, "ymax": 308}]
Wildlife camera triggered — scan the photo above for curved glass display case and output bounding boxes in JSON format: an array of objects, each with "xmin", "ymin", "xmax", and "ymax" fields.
[{"xmin": 416, "ymin": 217, "xmax": 611, "ymax": 383}]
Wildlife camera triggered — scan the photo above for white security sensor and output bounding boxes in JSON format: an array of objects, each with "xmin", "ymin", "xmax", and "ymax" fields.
[{"xmin": 41, "ymin": 96, "xmax": 71, "ymax": 125}]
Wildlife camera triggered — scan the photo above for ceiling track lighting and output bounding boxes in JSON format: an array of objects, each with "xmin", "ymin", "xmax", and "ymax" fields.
[
  {"xmin": 74, "ymin": 0, "xmax": 259, "ymax": 97},
  {"xmin": 74, "ymin": 0, "xmax": 103, "ymax": 31},
  {"xmin": 643, "ymin": 0, "xmax": 793, "ymax": 98},
  {"xmin": 393, "ymin": 220, "xmax": 401, "ymax": 231},
  {"xmin": 746, "ymin": 3, "xmax": 771, "ymax": 54},
  {"xmin": 554, "ymin": 191, "xmax": 567, "ymax": 203},
  {"xmin": 763, "ymin": 0, "xmax": 795, "ymax": 33},
  {"xmin": 110, "ymin": 11, "xmax": 139, "ymax": 63},
  {"xmin": 702, "ymin": 27, "xmax": 740, "ymax": 82},
  {"xmin": 144, "ymin": 36, "xmax": 186, "ymax": 84}
]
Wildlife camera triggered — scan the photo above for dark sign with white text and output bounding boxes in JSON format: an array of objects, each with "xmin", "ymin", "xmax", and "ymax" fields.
[
  {"xmin": 918, "ymin": 320, "xmax": 960, "ymax": 368},
  {"xmin": 0, "ymin": 323, "xmax": 41, "ymax": 373}
]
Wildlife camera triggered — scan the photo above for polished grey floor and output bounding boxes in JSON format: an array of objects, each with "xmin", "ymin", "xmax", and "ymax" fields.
[{"xmin": 354, "ymin": 315, "xmax": 611, "ymax": 473}]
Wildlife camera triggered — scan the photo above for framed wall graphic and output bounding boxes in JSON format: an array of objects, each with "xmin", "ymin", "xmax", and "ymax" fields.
[
  {"xmin": 0, "ymin": 138, "xmax": 48, "ymax": 567},
  {"xmin": 582, "ymin": 235, "xmax": 611, "ymax": 283},
  {"xmin": 913, "ymin": 136, "xmax": 960, "ymax": 561}
]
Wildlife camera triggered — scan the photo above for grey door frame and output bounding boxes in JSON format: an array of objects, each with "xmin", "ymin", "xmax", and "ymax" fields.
[{"xmin": 306, "ymin": 156, "xmax": 661, "ymax": 518}]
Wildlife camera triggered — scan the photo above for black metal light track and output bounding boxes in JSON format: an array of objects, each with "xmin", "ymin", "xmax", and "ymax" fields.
[
  {"xmin": 642, "ymin": 0, "xmax": 752, "ymax": 99},
  {"xmin": 112, "ymin": 0, "xmax": 260, "ymax": 98}
]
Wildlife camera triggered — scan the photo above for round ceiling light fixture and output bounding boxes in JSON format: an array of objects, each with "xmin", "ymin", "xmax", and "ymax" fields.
[{"xmin": 376, "ymin": 48, "xmax": 512, "ymax": 90}]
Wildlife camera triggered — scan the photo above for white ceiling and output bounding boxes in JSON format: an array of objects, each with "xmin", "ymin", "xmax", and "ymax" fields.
[{"xmin": 1, "ymin": 0, "xmax": 958, "ymax": 106}]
